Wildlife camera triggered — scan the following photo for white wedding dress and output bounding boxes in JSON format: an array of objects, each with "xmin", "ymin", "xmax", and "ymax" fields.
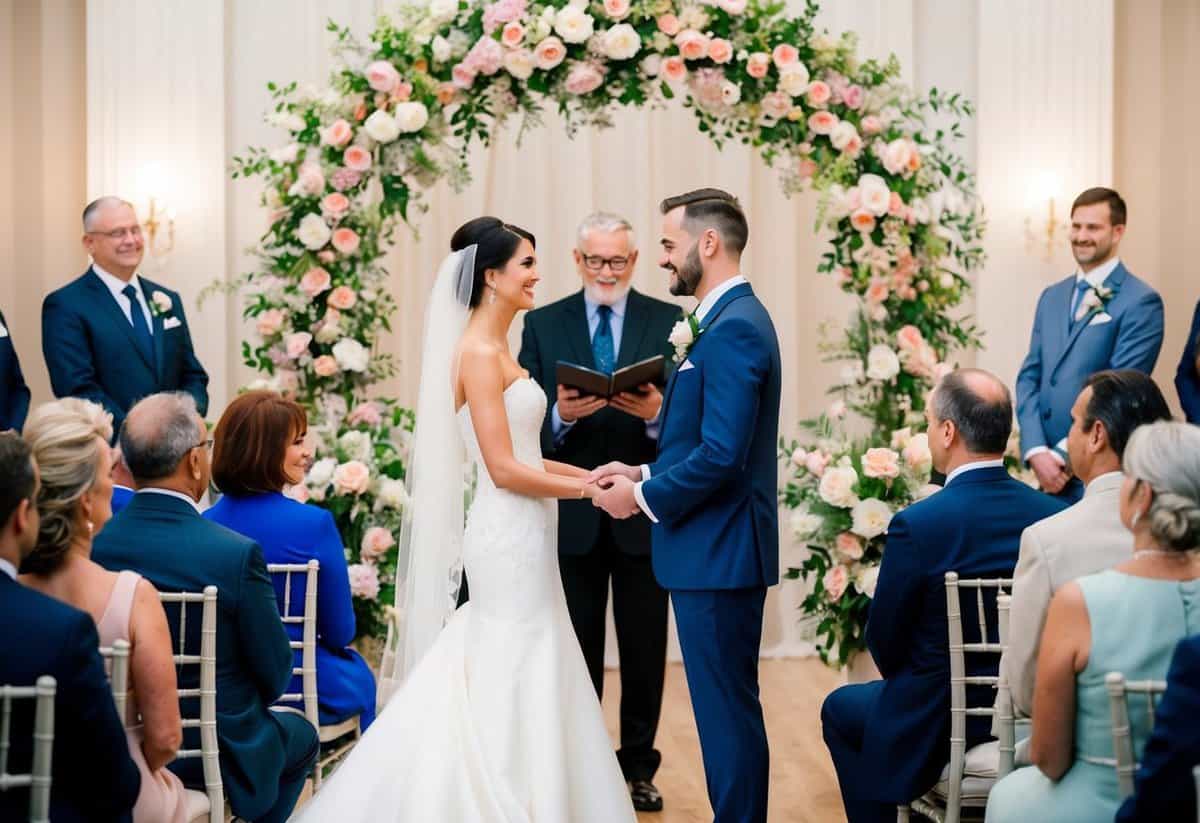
[{"xmin": 294, "ymin": 377, "xmax": 636, "ymax": 822}]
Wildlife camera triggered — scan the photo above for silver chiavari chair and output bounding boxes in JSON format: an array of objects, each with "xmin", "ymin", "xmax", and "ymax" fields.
[{"xmin": 0, "ymin": 676, "xmax": 56, "ymax": 823}]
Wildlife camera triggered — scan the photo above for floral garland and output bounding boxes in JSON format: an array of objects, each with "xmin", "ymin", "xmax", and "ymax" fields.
[{"xmin": 230, "ymin": 0, "xmax": 986, "ymax": 646}]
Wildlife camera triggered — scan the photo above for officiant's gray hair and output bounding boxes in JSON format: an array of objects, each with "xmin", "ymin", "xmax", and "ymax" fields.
[{"xmin": 577, "ymin": 212, "xmax": 635, "ymax": 248}]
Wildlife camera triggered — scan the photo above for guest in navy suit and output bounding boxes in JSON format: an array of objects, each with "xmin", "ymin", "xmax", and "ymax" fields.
[
  {"xmin": 0, "ymin": 431, "xmax": 141, "ymax": 823},
  {"xmin": 0, "ymin": 307, "xmax": 31, "ymax": 431},
  {"xmin": 822, "ymin": 369, "xmax": 1068, "ymax": 822},
  {"xmin": 42, "ymin": 197, "xmax": 208, "ymax": 438},
  {"xmin": 204, "ymin": 390, "xmax": 377, "ymax": 729},
  {"xmin": 1116, "ymin": 633, "xmax": 1200, "ymax": 822},
  {"xmin": 93, "ymin": 392, "xmax": 317, "ymax": 823},
  {"xmin": 1175, "ymin": 298, "xmax": 1200, "ymax": 423},
  {"xmin": 1016, "ymin": 188, "xmax": 1163, "ymax": 502}
]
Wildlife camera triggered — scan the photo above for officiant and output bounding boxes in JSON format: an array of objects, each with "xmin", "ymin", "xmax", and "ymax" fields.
[{"xmin": 518, "ymin": 211, "xmax": 682, "ymax": 812}]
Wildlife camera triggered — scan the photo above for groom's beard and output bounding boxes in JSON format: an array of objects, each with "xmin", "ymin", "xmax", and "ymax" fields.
[{"xmin": 668, "ymin": 244, "xmax": 704, "ymax": 296}]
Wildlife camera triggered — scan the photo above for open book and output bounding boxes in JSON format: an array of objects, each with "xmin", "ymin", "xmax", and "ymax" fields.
[{"xmin": 555, "ymin": 355, "xmax": 666, "ymax": 399}]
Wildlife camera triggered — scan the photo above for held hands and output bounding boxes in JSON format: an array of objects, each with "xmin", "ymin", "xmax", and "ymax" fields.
[
  {"xmin": 557, "ymin": 384, "xmax": 607, "ymax": 423},
  {"xmin": 1029, "ymin": 451, "xmax": 1072, "ymax": 494},
  {"xmin": 585, "ymin": 462, "xmax": 643, "ymax": 520},
  {"xmin": 609, "ymin": 383, "xmax": 663, "ymax": 421}
]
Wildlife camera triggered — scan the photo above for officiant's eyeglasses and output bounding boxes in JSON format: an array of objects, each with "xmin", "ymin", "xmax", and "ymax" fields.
[{"xmin": 582, "ymin": 255, "xmax": 630, "ymax": 272}]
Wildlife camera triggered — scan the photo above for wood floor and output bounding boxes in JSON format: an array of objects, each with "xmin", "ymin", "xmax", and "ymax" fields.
[{"xmin": 602, "ymin": 658, "xmax": 848, "ymax": 823}]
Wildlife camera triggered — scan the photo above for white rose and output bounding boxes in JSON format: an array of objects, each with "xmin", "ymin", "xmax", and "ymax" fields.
[
  {"xmin": 854, "ymin": 564, "xmax": 880, "ymax": 598},
  {"xmin": 602, "ymin": 23, "xmax": 641, "ymax": 60},
  {"xmin": 858, "ymin": 173, "xmax": 891, "ymax": 217},
  {"xmin": 790, "ymin": 509, "xmax": 823, "ymax": 539},
  {"xmin": 939, "ymin": 272, "xmax": 956, "ymax": 289},
  {"xmin": 393, "ymin": 102, "xmax": 429, "ymax": 133},
  {"xmin": 866, "ymin": 344, "xmax": 900, "ymax": 381},
  {"xmin": 306, "ymin": 457, "xmax": 338, "ymax": 489},
  {"xmin": 777, "ymin": 64, "xmax": 810, "ymax": 97},
  {"xmin": 915, "ymin": 482, "xmax": 942, "ymax": 500},
  {"xmin": 267, "ymin": 111, "xmax": 306, "ymax": 131},
  {"xmin": 851, "ymin": 497, "xmax": 893, "ymax": 539},
  {"xmin": 429, "ymin": 0, "xmax": 458, "ymax": 23},
  {"xmin": 830, "ymin": 120, "xmax": 859, "ymax": 151},
  {"xmin": 332, "ymin": 337, "xmax": 370, "ymax": 373},
  {"xmin": 504, "ymin": 49, "xmax": 536, "ymax": 80},
  {"xmin": 297, "ymin": 213, "xmax": 331, "ymax": 250},
  {"xmin": 314, "ymin": 318, "xmax": 341, "ymax": 345},
  {"xmin": 151, "ymin": 290, "xmax": 172, "ymax": 313},
  {"xmin": 338, "ymin": 430, "xmax": 373, "ymax": 462},
  {"xmin": 641, "ymin": 53, "xmax": 662, "ymax": 76},
  {"xmin": 667, "ymin": 319, "xmax": 694, "ymax": 348},
  {"xmin": 720, "ymin": 81, "xmax": 741, "ymax": 105},
  {"xmin": 431, "ymin": 34, "xmax": 452, "ymax": 62},
  {"xmin": 270, "ymin": 143, "xmax": 300, "ymax": 164},
  {"xmin": 903, "ymin": 433, "xmax": 933, "ymax": 475},
  {"xmin": 818, "ymin": 465, "xmax": 859, "ymax": 509},
  {"xmin": 363, "ymin": 109, "xmax": 401, "ymax": 143},
  {"xmin": 554, "ymin": 6, "xmax": 594, "ymax": 43},
  {"xmin": 911, "ymin": 198, "xmax": 931, "ymax": 224},
  {"xmin": 375, "ymin": 477, "xmax": 409, "ymax": 510}
]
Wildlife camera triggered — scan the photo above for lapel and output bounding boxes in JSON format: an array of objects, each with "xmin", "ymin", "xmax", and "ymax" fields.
[
  {"xmin": 142, "ymin": 276, "xmax": 166, "ymax": 380},
  {"xmin": 614, "ymin": 289, "xmax": 651, "ymax": 369},
  {"xmin": 85, "ymin": 268, "xmax": 157, "ymax": 375},
  {"xmin": 562, "ymin": 291, "xmax": 596, "ymax": 369},
  {"xmin": 1050, "ymin": 263, "xmax": 1128, "ymax": 377}
]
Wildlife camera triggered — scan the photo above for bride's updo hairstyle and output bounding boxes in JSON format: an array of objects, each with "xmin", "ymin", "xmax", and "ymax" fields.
[
  {"xmin": 1122, "ymin": 421, "xmax": 1200, "ymax": 551},
  {"xmin": 450, "ymin": 216, "xmax": 536, "ymax": 308}
]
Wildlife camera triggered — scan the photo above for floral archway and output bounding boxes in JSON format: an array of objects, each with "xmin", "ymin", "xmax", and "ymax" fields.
[{"xmin": 231, "ymin": 0, "xmax": 986, "ymax": 660}]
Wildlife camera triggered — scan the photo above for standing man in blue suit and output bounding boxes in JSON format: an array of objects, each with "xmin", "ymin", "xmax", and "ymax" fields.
[
  {"xmin": 0, "ymin": 306, "xmax": 31, "ymax": 431},
  {"xmin": 42, "ymin": 197, "xmax": 208, "ymax": 438},
  {"xmin": 1174, "ymin": 297, "xmax": 1200, "ymax": 422},
  {"xmin": 592, "ymin": 189, "xmax": 781, "ymax": 823},
  {"xmin": 1016, "ymin": 187, "xmax": 1163, "ymax": 501},
  {"xmin": 821, "ymin": 369, "xmax": 1068, "ymax": 822}
]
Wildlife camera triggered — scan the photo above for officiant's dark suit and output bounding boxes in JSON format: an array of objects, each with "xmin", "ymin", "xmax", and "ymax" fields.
[{"xmin": 519, "ymin": 283, "xmax": 681, "ymax": 786}]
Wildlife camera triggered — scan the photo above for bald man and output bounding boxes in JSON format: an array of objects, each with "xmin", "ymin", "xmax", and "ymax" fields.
[
  {"xmin": 42, "ymin": 197, "xmax": 208, "ymax": 437},
  {"xmin": 821, "ymin": 369, "xmax": 1069, "ymax": 823}
]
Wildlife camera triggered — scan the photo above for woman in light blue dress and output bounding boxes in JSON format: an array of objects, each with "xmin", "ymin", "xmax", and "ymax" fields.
[{"xmin": 987, "ymin": 421, "xmax": 1200, "ymax": 823}]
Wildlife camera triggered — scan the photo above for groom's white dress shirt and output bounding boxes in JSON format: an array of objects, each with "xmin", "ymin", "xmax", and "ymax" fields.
[{"xmin": 633, "ymin": 275, "xmax": 748, "ymax": 523}]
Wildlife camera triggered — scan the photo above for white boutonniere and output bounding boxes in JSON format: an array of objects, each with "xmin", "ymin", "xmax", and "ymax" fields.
[
  {"xmin": 668, "ymin": 314, "xmax": 702, "ymax": 363},
  {"xmin": 1075, "ymin": 283, "xmax": 1115, "ymax": 323},
  {"xmin": 149, "ymin": 290, "xmax": 173, "ymax": 317}
]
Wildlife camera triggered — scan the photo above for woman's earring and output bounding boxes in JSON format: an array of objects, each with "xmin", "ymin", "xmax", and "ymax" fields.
[
  {"xmin": 489, "ymin": 286, "xmax": 497, "ymax": 305},
  {"xmin": 86, "ymin": 520, "xmax": 94, "ymax": 536}
]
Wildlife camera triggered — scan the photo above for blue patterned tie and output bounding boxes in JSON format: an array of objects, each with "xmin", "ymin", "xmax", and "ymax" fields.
[
  {"xmin": 592, "ymin": 304, "xmax": 615, "ymax": 374},
  {"xmin": 1070, "ymin": 280, "xmax": 1092, "ymax": 323},
  {"xmin": 122, "ymin": 284, "xmax": 154, "ymax": 364}
]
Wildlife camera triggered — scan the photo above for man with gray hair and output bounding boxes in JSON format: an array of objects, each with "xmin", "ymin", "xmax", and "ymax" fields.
[
  {"xmin": 41, "ymin": 196, "xmax": 208, "ymax": 439},
  {"xmin": 518, "ymin": 211, "xmax": 682, "ymax": 810},
  {"xmin": 93, "ymin": 392, "xmax": 315, "ymax": 823}
]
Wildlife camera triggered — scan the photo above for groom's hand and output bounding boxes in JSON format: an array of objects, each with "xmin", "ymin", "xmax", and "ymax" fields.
[
  {"xmin": 587, "ymin": 461, "xmax": 641, "ymax": 485},
  {"xmin": 609, "ymin": 383, "xmax": 662, "ymax": 421},
  {"xmin": 592, "ymin": 475, "xmax": 641, "ymax": 519}
]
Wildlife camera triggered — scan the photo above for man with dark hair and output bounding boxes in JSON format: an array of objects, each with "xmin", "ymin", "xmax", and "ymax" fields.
[
  {"xmin": 1000, "ymin": 370, "xmax": 1172, "ymax": 722},
  {"xmin": 93, "ymin": 393, "xmax": 316, "ymax": 823},
  {"xmin": 0, "ymin": 306, "xmax": 31, "ymax": 431},
  {"xmin": 822, "ymin": 368, "xmax": 1068, "ymax": 822},
  {"xmin": 1016, "ymin": 186, "xmax": 1164, "ymax": 502},
  {"xmin": 0, "ymin": 431, "xmax": 142, "ymax": 822}
]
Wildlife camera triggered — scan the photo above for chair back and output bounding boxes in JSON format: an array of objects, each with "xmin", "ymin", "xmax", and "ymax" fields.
[
  {"xmin": 1105, "ymin": 671, "xmax": 1167, "ymax": 799},
  {"xmin": 994, "ymin": 594, "xmax": 1015, "ymax": 779},
  {"xmin": 266, "ymin": 561, "xmax": 319, "ymax": 729},
  {"xmin": 159, "ymin": 586, "xmax": 222, "ymax": 822},
  {"xmin": 1194, "ymin": 764, "xmax": 1200, "ymax": 823},
  {"xmin": 0, "ymin": 676, "xmax": 56, "ymax": 823},
  {"xmin": 98, "ymin": 639, "xmax": 131, "ymax": 723}
]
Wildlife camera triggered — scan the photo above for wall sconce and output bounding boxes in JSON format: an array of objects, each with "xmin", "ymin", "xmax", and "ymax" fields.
[
  {"xmin": 1024, "ymin": 172, "xmax": 1069, "ymax": 262},
  {"xmin": 141, "ymin": 197, "xmax": 176, "ymax": 257}
]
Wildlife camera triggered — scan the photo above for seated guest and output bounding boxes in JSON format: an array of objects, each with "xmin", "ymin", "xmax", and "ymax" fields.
[
  {"xmin": 93, "ymin": 392, "xmax": 317, "ymax": 823},
  {"xmin": 111, "ymin": 446, "xmax": 135, "ymax": 514},
  {"xmin": 822, "ymin": 368, "xmax": 1068, "ymax": 823},
  {"xmin": 1176, "ymin": 297, "xmax": 1200, "ymax": 423},
  {"xmin": 1115, "ymin": 634, "xmax": 1200, "ymax": 822},
  {"xmin": 1000, "ymin": 370, "xmax": 1172, "ymax": 721},
  {"xmin": 0, "ymin": 430, "xmax": 140, "ymax": 822},
  {"xmin": 204, "ymin": 390, "xmax": 377, "ymax": 729},
  {"xmin": 987, "ymin": 421, "xmax": 1200, "ymax": 822},
  {"xmin": 20, "ymin": 398, "xmax": 188, "ymax": 823},
  {"xmin": 0, "ymin": 306, "xmax": 31, "ymax": 431}
]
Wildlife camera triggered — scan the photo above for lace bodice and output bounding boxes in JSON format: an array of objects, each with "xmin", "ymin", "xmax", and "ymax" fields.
[{"xmin": 457, "ymin": 377, "xmax": 547, "ymax": 493}]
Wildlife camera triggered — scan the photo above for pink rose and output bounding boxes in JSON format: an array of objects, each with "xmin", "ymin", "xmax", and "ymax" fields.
[
  {"xmin": 331, "ymin": 227, "xmax": 361, "ymax": 255},
  {"xmin": 850, "ymin": 209, "xmax": 876, "ymax": 234},
  {"xmin": 466, "ymin": 36, "xmax": 503, "ymax": 75},
  {"xmin": 360, "ymin": 526, "xmax": 396, "ymax": 561},
  {"xmin": 823, "ymin": 564, "xmax": 849, "ymax": 600},
  {"xmin": 841, "ymin": 134, "xmax": 863, "ymax": 157},
  {"xmin": 896, "ymin": 325, "xmax": 925, "ymax": 352},
  {"xmin": 347, "ymin": 401, "xmax": 383, "ymax": 427},
  {"xmin": 888, "ymin": 191, "xmax": 905, "ymax": 217},
  {"xmin": 317, "ymin": 250, "xmax": 336, "ymax": 263},
  {"xmin": 718, "ymin": 0, "xmax": 747, "ymax": 13},
  {"xmin": 603, "ymin": 0, "xmax": 631, "ymax": 20},
  {"xmin": 285, "ymin": 332, "xmax": 312, "ymax": 359},
  {"xmin": 294, "ymin": 162, "xmax": 325, "ymax": 196},
  {"xmin": 843, "ymin": 84, "xmax": 865, "ymax": 110},
  {"xmin": 760, "ymin": 91, "xmax": 791, "ymax": 120},
  {"xmin": 565, "ymin": 63, "xmax": 604, "ymax": 95},
  {"xmin": 276, "ymin": 368, "xmax": 299, "ymax": 393},
  {"xmin": 806, "ymin": 80, "xmax": 831, "ymax": 107},
  {"xmin": 327, "ymin": 285, "xmax": 358, "ymax": 310},
  {"xmin": 865, "ymin": 277, "xmax": 889, "ymax": 303},
  {"xmin": 364, "ymin": 60, "xmax": 400, "ymax": 92},
  {"xmin": 707, "ymin": 38, "xmax": 733, "ymax": 64},
  {"xmin": 656, "ymin": 14, "xmax": 681, "ymax": 35},
  {"xmin": 482, "ymin": 0, "xmax": 527, "ymax": 32},
  {"xmin": 675, "ymin": 30, "xmax": 709, "ymax": 62},
  {"xmin": 329, "ymin": 167, "xmax": 361, "ymax": 192},
  {"xmin": 343, "ymin": 145, "xmax": 372, "ymax": 172},
  {"xmin": 861, "ymin": 115, "xmax": 883, "ymax": 135},
  {"xmin": 836, "ymin": 266, "xmax": 854, "ymax": 287},
  {"xmin": 797, "ymin": 158, "xmax": 818, "ymax": 180},
  {"xmin": 533, "ymin": 36, "xmax": 566, "ymax": 70},
  {"xmin": 313, "ymin": 355, "xmax": 339, "ymax": 377},
  {"xmin": 771, "ymin": 43, "xmax": 799, "ymax": 68},
  {"xmin": 804, "ymin": 451, "xmax": 831, "ymax": 477},
  {"xmin": 501, "ymin": 21, "xmax": 524, "ymax": 48},
  {"xmin": 807, "ymin": 110, "xmax": 838, "ymax": 134},
  {"xmin": 746, "ymin": 52, "xmax": 770, "ymax": 79},
  {"xmin": 836, "ymin": 532, "xmax": 864, "ymax": 561},
  {"xmin": 391, "ymin": 82, "xmax": 413, "ymax": 103},
  {"xmin": 321, "ymin": 119, "xmax": 353, "ymax": 148},
  {"xmin": 256, "ymin": 308, "xmax": 286, "ymax": 337},
  {"xmin": 347, "ymin": 563, "xmax": 380, "ymax": 599},
  {"xmin": 300, "ymin": 267, "xmax": 332, "ymax": 298},
  {"xmin": 862, "ymin": 447, "xmax": 901, "ymax": 480},
  {"xmin": 321, "ymin": 192, "xmax": 350, "ymax": 219},
  {"xmin": 334, "ymin": 460, "xmax": 370, "ymax": 495},
  {"xmin": 452, "ymin": 63, "xmax": 477, "ymax": 89},
  {"xmin": 661, "ymin": 56, "xmax": 687, "ymax": 84}
]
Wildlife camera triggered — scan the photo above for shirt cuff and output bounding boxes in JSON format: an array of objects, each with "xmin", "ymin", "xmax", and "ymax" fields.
[
  {"xmin": 644, "ymin": 419, "xmax": 661, "ymax": 440},
  {"xmin": 550, "ymin": 403, "xmax": 576, "ymax": 443},
  {"xmin": 1023, "ymin": 446, "xmax": 1064, "ymax": 466},
  {"xmin": 633, "ymin": 480, "xmax": 658, "ymax": 524},
  {"xmin": 640, "ymin": 464, "xmax": 651, "ymax": 481}
]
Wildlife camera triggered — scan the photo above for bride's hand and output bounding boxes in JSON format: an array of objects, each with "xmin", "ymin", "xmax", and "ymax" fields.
[{"xmin": 586, "ymin": 461, "xmax": 640, "ymax": 485}]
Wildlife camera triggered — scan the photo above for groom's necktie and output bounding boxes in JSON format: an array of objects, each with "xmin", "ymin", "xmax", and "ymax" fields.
[
  {"xmin": 122, "ymin": 284, "xmax": 155, "ymax": 365},
  {"xmin": 593, "ymin": 304, "xmax": 615, "ymax": 374}
]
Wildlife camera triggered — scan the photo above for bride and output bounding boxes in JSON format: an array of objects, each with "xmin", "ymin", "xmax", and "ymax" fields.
[{"xmin": 294, "ymin": 217, "xmax": 636, "ymax": 821}]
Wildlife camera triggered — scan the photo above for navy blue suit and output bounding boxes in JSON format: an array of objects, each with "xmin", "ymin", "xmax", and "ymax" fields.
[
  {"xmin": 1175, "ymin": 298, "xmax": 1200, "ymax": 423},
  {"xmin": 641, "ymin": 281, "xmax": 781, "ymax": 822},
  {"xmin": 821, "ymin": 466, "xmax": 1068, "ymax": 822},
  {"xmin": 93, "ymin": 492, "xmax": 317, "ymax": 823},
  {"xmin": 0, "ymin": 572, "xmax": 141, "ymax": 822},
  {"xmin": 1116, "ymin": 634, "xmax": 1200, "ymax": 823},
  {"xmin": 204, "ymin": 492, "xmax": 377, "ymax": 729},
  {"xmin": 0, "ymin": 307, "xmax": 31, "ymax": 431},
  {"xmin": 42, "ymin": 268, "xmax": 209, "ymax": 436}
]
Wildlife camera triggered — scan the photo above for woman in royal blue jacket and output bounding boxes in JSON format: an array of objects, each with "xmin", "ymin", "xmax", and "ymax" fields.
[{"xmin": 204, "ymin": 390, "xmax": 376, "ymax": 729}]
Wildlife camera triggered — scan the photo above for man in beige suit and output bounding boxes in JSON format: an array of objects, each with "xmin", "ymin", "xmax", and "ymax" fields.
[{"xmin": 1001, "ymin": 369, "xmax": 1171, "ymax": 721}]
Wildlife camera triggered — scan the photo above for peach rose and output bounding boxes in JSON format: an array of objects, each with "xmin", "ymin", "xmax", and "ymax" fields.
[
  {"xmin": 836, "ymin": 532, "xmax": 864, "ymax": 561},
  {"xmin": 321, "ymin": 119, "xmax": 353, "ymax": 148},
  {"xmin": 861, "ymin": 115, "xmax": 883, "ymax": 135},
  {"xmin": 804, "ymin": 450, "xmax": 831, "ymax": 477},
  {"xmin": 285, "ymin": 331, "xmax": 312, "ymax": 359},
  {"xmin": 903, "ymin": 434, "xmax": 933, "ymax": 475},
  {"xmin": 843, "ymin": 84, "xmax": 865, "ymax": 109},
  {"xmin": 604, "ymin": 0, "xmax": 631, "ymax": 20},
  {"xmin": 321, "ymin": 192, "xmax": 350, "ymax": 219},
  {"xmin": 798, "ymin": 157, "xmax": 818, "ymax": 179},
  {"xmin": 256, "ymin": 308, "xmax": 286, "ymax": 337},
  {"xmin": 391, "ymin": 81, "xmax": 413, "ymax": 103},
  {"xmin": 675, "ymin": 30, "xmax": 709, "ymax": 61},
  {"xmin": 317, "ymin": 250, "xmax": 335, "ymax": 263},
  {"xmin": 850, "ymin": 209, "xmax": 876, "ymax": 234},
  {"xmin": 452, "ymin": 63, "xmax": 476, "ymax": 89},
  {"xmin": 707, "ymin": 38, "xmax": 733, "ymax": 64},
  {"xmin": 565, "ymin": 63, "xmax": 604, "ymax": 95},
  {"xmin": 746, "ymin": 52, "xmax": 770, "ymax": 79},
  {"xmin": 896, "ymin": 324, "xmax": 925, "ymax": 351},
  {"xmin": 343, "ymin": 145, "xmax": 372, "ymax": 172},
  {"xmin": 807, "ymin": 110, "xmax": 837, "ymax": 135},
  {"xmin": 656, "ymin": 14, "xmax": 681, "ymax": 36},
  {"xmin": 888, "ymin": 191, "xmax": 905, "ymax": 217},
  {"xmin": 501, "ymin": 21, "xmax": 525, "ymax": 48},
  {"xmin": 327, "ymin": 285, "xmax": 358, "ymax": 310},
  {"xmin": 823, "ymin": 564, "xmax": 849, "ymax": 600},
  {"xmin": 333, "ymin": 460, "xmax": 370, "ymax": 495},
  {"xmin": 300, "ymin": 267, "xmax": 332, "ymax": 298},
  {"xmin": 360, "ymin": 526, "xmax": 396, "ymax": 560},
  {"xmin": 534, "ymin": 36, "xmax": 567, "ymax": 70},
  {"xmin": 862, "ymin": 447, "xmax": 901, "ymax": 480},
  {"xmin": 331, "ymin": 228, "xmax": 361, "ymax": 255},
  {"xmin": 436, "ymin": 83, "xmax": 458, "ymax": 105},
  {"xmin": 771, "ymin": 43, "xmax": 799, "ymax": 68},
  {"xmin": 364, "ymin": 60, "xmax": 400, "ymax": 92},
  {"xmin": 661, "ymin": 56, "xmax": 687, "ymax": 84},
  {"xmin": 313, "ymin": 355, "xmax": 339, "ymax": 377},
  {"xmin": 347, "ymin": 401, "xmax": 383, "ymax": 427},
  {"xmin": 806, "ymin": 80, "xmax": 831, "ymax": 107},
  {"xmin": 865, "ymin": 277, "xmax": 889, "ymax": 303},
  {"xmin": 841, "ymin": 134, "xmax": 863, "ymax": 156}
]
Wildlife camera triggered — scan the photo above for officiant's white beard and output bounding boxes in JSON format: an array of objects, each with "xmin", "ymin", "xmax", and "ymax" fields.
[{"xmin": 584, "ymin": 279, "xmax": 632, "ymax": 307}]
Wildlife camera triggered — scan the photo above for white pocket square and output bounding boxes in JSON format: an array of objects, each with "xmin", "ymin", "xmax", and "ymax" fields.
[
  {"xmin": 0, "ymin": 322, "xmax": 8, "ymax": 338},
  {"xmin": 1087, "ymin": 312, "xmax": 1113, "ymax": 327},
  {"xmin": 163, "ymin": 317, "xmax": 182, "ymax": 330},
  {"xmin": 678, "ymin": 359, "xmax": 695, "ymax": 372}
]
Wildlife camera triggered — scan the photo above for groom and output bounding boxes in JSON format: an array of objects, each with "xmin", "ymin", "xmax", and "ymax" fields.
[{"xmin": 592, "ymin": 188, "xmax": 781, "ymax": 823}]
